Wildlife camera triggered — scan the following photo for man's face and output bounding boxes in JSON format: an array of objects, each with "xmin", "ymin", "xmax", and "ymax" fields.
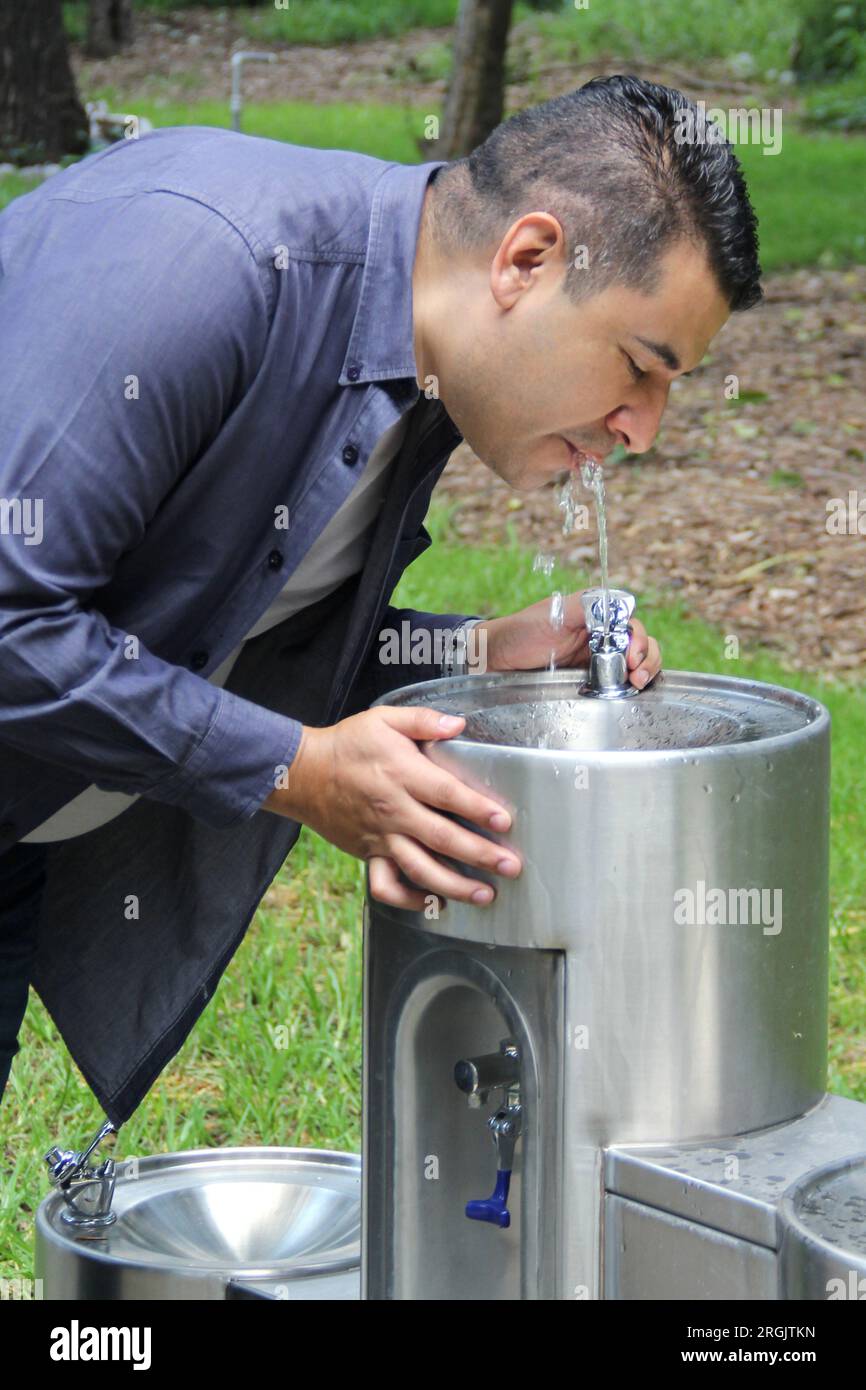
[{"xmin": 431, "ymin": 219, "xmax": 732, "ymax": 492}]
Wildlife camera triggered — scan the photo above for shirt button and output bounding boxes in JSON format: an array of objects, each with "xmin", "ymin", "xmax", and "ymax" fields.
[
  {"xmin": 267, "ymin": 549, "xmax": 283, "ymax": 571},
  {"xmin": 342, "ymin": 444, "xmax": 358, "ymax": 465},
  {"xmin": 190, "ymin": 650, "xmax": 209, "ymax": 671},
  {"xmin": 347, "ymin": 365, "xmax": 360, "ymax": 382}
]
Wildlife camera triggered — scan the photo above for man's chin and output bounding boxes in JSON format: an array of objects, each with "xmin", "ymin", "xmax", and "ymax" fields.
[{"xmin": 474, "ymin": 450, "xmax": 545, "ymax": 494}]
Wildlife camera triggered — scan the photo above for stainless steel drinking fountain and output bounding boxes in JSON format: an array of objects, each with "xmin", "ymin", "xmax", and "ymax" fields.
[
  {"xmin": 362, "ymin": 589, "xmax": 866, "ymax": 1300},
  {"xmin": 36, "ymin": 1143, "xmax": 361, "ymax": 1300},
  {"xmin": 35, "ymin": 589, "xmax": 866, "ymax": 1302}
]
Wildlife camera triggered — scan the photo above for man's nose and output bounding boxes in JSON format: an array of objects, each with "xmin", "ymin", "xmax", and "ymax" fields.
[{"xmin": 606, "ymin": 382, "xmax": 671, "ymax": 455}]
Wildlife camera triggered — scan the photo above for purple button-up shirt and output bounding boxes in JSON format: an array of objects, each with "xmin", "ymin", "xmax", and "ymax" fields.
[{"xmin": 0, "ymin": 126, "xmax": 467, "ymax": 848}]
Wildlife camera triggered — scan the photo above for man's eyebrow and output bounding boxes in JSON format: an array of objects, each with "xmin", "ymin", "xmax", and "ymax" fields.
[{"xmin": 632, "ymin": 335, "xmax": 682, "ymax": 372}]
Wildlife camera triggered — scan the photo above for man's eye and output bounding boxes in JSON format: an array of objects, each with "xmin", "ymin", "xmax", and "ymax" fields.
[{"xmin": 624, "ymin": 353, "xmax": 646, "ymax": 382}]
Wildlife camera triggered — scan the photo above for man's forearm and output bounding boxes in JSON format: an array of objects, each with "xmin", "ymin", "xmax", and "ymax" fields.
[{"xmin": 347, "ymin": 605, "xmax": 483, "ymax": 710}]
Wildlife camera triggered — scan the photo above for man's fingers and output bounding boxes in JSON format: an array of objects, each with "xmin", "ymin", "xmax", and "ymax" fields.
[
  {"xmin": 405, "ymin": 758, "xmax": 514, "ymax": 836},
  {"xmin": 375, "ymin": 703, "xmax": 467, "ymax": 742},
  {"xmin": 368, "ymin": 855, "xmax": 431, "ymax": 911},
  {"xmin": 628, "ymin": 629, "xmax": 662, "ymax": 689},
  {"xmin": 399, "ymin": 800, "xmax": 522, "ymax": 878},
  {"xmin": 376, "ymin": 706, "xmax": 515, "ymax": 833},
  {"xmin": 561, "ymin": 592, "xmax": 588, "ymax": 629},
  {"xmin": 384, "ymin": 834, "xmax": 498, "ymax": 906},
  {"xmin": 627, "ymin": 618, "xmax": 649, "ymax": 667}
]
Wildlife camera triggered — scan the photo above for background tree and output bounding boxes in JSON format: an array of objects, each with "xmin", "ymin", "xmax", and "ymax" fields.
[
  {"xmin": 431, "ymin": 0, "xmax": 514, "ymax": 159},
  {"xmin": 86, "ymin": 0, "xmax": 135, "ymax": 60},
  {"xmin": 0, "ymin": 0, "xmax": 90, "ymax": 164},
  {"xmin": 430, "ymin": 0, "xmax": 561, "ymax": 159}
]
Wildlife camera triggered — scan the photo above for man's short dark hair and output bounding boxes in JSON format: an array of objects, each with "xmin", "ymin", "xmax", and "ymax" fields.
[{"xmin": 430, "ymin": 74, "xmax": 763, "ymax": 312}]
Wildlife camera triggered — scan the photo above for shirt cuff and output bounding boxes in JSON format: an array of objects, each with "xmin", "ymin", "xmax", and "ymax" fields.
[
  {"xmin": 441, "ymin": 617, "xmax": 487, "ymax": 677},
  {"xmin": 144, "ymin": 686, "xmax": 303, "ymax": 829}
]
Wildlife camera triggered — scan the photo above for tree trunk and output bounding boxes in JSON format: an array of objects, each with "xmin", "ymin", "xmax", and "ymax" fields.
[
  {"xmin": 0, "ymin": 0, "xmax": 90, "ymax": 165},
  {"xmin": 432, "ymin": 0, "xmax": 514, "ymax": 159},
  {"xmin": 86, "ymin": 0, "xmax": 135, "ymax": 60}
]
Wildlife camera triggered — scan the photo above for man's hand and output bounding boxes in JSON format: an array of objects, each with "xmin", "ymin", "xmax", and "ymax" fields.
[
  {"xmin": 475, "ymin": 592, "xmax": 661, "ymax": 688},
  {"xmin": 263, "ymin": 706, "xmax": 522, "ymax": 910}
]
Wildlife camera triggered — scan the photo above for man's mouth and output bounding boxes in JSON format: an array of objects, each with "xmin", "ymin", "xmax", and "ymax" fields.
[{"xmin": 563, "ymin": 439, "xmax": 603, "ymax": 471}]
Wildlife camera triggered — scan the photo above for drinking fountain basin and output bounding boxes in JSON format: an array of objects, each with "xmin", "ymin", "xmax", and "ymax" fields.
[
  {"xmin": 36, "ymin": 1147, "xmax": 361, "ymax": 1300},
  {"xmin": 381, "ymin": 666, "xmax": 821, "ymax": 753}
]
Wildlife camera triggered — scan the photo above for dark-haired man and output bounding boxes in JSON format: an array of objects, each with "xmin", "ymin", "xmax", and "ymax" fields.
[{"xmin": 0, "ymin": 76, "xmax": 760, "ymax": 1120}]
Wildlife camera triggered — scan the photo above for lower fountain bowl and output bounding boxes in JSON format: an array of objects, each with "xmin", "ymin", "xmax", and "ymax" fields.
[
  {"xmin": 779, "ymin": 1152, "xmax": 866, "ymax": 1300},
  {"xmin": 36, "ymin": 1147, "xmax": 361, "ymax": 1300}
]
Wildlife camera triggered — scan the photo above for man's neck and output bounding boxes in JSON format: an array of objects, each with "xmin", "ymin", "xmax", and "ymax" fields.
[{"xmin": 412, "ymin": 185, "xmax": 438, "ymax": 392}]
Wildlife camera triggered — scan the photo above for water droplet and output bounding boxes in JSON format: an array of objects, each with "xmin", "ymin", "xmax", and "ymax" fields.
[
  {"xmin": 731, "ymin": 792, "xmax": 741, "ymax": 803},
  {"xmin": 532, "ymin": 551, "xmax": 556, "ymax": 578},
  {"xmin": 703, "ymin": 783, "xmax": 713, "ymax": 794}
]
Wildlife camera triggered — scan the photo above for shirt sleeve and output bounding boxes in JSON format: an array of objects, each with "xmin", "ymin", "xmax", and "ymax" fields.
[
  {"xmin": 346, "ymin": 605, "xmax": 485, "ymax": 710},
  {"xmin": 0, "ymin": 188, "xmax": 301, "ymax": 829}
]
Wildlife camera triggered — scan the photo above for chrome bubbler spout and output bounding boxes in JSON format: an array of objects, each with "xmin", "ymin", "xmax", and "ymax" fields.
[{"xmin": 579, "ymin": 587, "xmax": 636, "ymax": 699}]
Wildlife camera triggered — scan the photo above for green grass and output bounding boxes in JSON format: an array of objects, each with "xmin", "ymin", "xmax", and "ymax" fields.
[
  {"xmin": 519, "ymin": 0, "xmax": 801, "ymax": 75},
  {"xmin": 2, "ymin": 508, "xmax": 864, "ymax": 1278},
  {"xmin": 15, "ymin": 97, "xmax": 862, "ymax": 274},
  {"xmin": 0, "ymin": 171, "xmax": 47, "ymax": 214},
  {"xmin": 738, "ymin": 131, "xmax": 866, "ymax": 269},
  {"xmin": 76, "ymin": 95, "xmax": 427, "ymax": 162},
  {"xmin": 238, "ymin": 0, "xmax": 459, "ymax": 46}
]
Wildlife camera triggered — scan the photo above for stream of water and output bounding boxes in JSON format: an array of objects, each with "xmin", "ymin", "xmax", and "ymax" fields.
[
  {"xmin": 579, "ymin": 458, "xmax": 610, "ymax": 641},
  {"xmin": 535, "ymin": 462, "xmax": 612, "ymax": 672}
]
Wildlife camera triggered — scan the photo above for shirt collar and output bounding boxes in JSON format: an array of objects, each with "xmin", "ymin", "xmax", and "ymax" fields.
[{"xmin": 339, "ymin": 158, "xmax": 446, "ymax": 389}]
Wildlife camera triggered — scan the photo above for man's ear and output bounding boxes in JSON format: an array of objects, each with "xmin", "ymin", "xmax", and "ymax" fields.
[{"xmin": 489, "ymin": 212, "xmax": 565, "ymax": 310}]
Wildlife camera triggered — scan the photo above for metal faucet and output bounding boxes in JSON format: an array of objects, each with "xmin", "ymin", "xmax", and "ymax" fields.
[
  {"xmin": 455, "ymin": 1039, "xmax": 522, "ymax": 1228},
  {"xmin": 44, "ymin": 1119, "xmax": 117, "ymax": 1230},
  {"xmin": 230, "ymin": 51, "xmax": 277, "ymax": 132},
  {"xmin": 579, "ymin": 587, "xmax": 636, "ymax": 698}
]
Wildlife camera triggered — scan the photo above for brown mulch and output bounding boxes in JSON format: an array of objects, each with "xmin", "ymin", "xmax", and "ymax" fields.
[{"xmin": 436, "ymin": 266, "xmax": 866, "ymax": 675}]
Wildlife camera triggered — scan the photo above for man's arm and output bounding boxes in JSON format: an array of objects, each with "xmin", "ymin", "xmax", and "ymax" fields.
[
  {"xmin": 344, "ymin": 605, "xmax": 485, "ymax": 712},
  {"xmin": 0, "ymin": 189, "xmax": 301, "ymax": 829}
]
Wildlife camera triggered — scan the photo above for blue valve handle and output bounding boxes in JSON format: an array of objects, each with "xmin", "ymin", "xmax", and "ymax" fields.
[{"xmin": 466, "ymin": 1168, "xmax": 512, "ymax": 1227}]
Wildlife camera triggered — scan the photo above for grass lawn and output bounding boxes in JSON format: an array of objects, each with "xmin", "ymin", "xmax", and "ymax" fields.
[
  {"xmin": 1, "ymin": 507, "xmax": 864, "ymax": 1279},
  {"xmin": 4, "ymin": 96, "xmax": 861, "ymax": 273}
]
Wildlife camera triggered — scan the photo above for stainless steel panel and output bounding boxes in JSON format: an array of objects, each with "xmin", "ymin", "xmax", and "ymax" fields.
[
  {"xmin": 362, "ymin": 913, "xmax": 562, "ymax": 1299},
  {"xmin": 604, "ymin": 1194, "xmax": 779, "ymax": 1300},
  {"xmin": 605, "ymin": 1094, "xmax": 866, "ymax": 1247}
]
